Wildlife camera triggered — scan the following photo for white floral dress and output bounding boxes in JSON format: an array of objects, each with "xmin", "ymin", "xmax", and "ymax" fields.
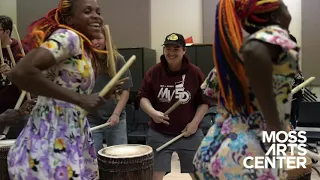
[{"xmin": 7, "ymin": 28, "xmax": 99, "ymax": 180}]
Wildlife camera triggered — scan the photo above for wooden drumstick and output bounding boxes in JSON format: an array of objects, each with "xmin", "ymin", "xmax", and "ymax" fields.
[
  {"xmin": 90, "ymin": 122, "xmax": 111, "ymax": 131},
  {"xmin": 6, "ymin": 45, "xmax": 16, "ymax": 65},
  {"xmin": 81, "ymin": 55, "xmax": 136, "ymax": 131},
  {"xmin": 13, "ymin": 24, "xmax": 26, "ymax": 56},
  {"xmin": 2, "ymin": 46, "xmax": 32, "ymax": 136},
  {"xmin": 164, "ymin": 100, "xmax": 182, "ymax": 116},
  {"xmin": 153, "ymin": 100, "xmax": 183, "ymax": 152},
  {"xmin": 104, "ymin": 25, "xmax": 119, "ymax": 100},
  {"xmin": 3, "ymin": 91, "xmax": 27, "ymax": 135},
  {"xmin": 98, "ymin": 55, "xmax": 135, "ymax": 98},
  {"xmin": 0, "ymin": 40, "xmax": 7, "ymax": 79},
  {"xmin": 294, "ymin": 146, "xmax": 320, "ymax": 161},
  {"xmin": 291, "ymin": 77, "xmax": 315, "ymax": 94},
  {"xmin": 156, "ymin": 132, "xmax": 186, "ymax": 152},
  {"xmin": 12, "ymin": 24, "xmax": 31, "ymax": 100}
]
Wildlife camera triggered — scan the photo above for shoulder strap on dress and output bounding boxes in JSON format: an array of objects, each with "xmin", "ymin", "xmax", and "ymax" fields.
[{"xmin": 245, "ymin": 25, "xmax": 299, "ymax": 51}]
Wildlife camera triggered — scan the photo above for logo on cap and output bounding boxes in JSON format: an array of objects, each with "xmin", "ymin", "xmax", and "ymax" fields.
[{"xmin": 167, "ymin": 34, "xmax": 179, "ymax": 41}]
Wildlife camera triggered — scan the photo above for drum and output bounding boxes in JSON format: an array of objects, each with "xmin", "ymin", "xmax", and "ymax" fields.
[
  {"xmin": 0, "ymin": 140, "xmax": 15, "ymax": 180},
  {"xmin": 98, "ymin": 144, "xmax": 153, "ymax": 180},
  {"xmin": 284, "ymin": 155, "xmax": 313, "ymax": 180}
]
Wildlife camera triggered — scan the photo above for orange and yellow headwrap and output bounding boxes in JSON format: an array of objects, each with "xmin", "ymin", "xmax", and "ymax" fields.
[
  {"xmin": 23, "ymin": 0, "xmax": 108, "ymax": 56},
  {"xmin": 234, "ymin": 0, "xmax": 280, "ymax": 30}
]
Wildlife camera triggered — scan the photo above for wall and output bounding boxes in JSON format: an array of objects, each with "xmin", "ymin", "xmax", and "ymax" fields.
[
  {"xmin": 301, "ymin": 0, "xmax": 320, "ymax": 85},
  {"xmin": 150, "ymin": 0, "xmax": 203, "ymax": 60},
  {"xmin": 284, "ymin": 0, "xmax": 302, "ymax": 68},
  {"xmin": 16, "ymin": 0, "xmax": 60, "ymax": 38},
  {"xmin": 16, "ymin": 0, "xmax": 151, "ymax": 49},
  {"xmin": 99, "ymin": 0, "xmax": 151, "ymax": 48},
  {"xmin": 0, "ymin": 0, "xmax": 18, "ymax": 39},
  {"xmin": 203, "ymin": 0, "xmax": 301, "ymax": 45}
]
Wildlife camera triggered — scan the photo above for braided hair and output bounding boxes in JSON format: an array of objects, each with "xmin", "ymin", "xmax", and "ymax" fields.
[{"xmin": 214, "ymin": 0, "xmax": 281, "ymax": 115}]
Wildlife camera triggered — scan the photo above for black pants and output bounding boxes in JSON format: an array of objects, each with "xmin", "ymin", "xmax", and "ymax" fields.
[{"xmin": 290, "ymin": 95, "xmax": 302, "ymax": 129}]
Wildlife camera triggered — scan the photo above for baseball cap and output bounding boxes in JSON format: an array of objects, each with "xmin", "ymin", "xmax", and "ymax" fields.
[{"xmin": 162, "ymin": 33, "xmax": 186, "ymax": 47}]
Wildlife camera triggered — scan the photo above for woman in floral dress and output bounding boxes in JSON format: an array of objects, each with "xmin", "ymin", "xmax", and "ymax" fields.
[
  {"xmin": 193, "ymin": 0, "xmax": 299, "ymax": 179},
  {"xmin": 6, "ymin": 0, "xmax": 118, "ymax": 179}
]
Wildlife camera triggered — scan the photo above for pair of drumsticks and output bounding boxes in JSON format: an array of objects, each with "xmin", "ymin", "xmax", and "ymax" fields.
[
  {"xmin": 0, "ymin": 24, "xmax": 32, "ymax": 139},
  {"xmin": 83, "ymin": 25, "xmax": 135, "ymax": 132}
]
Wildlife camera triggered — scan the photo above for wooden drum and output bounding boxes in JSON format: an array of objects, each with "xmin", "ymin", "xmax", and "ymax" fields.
[
  {"xmin": 284, "ymin": 155, "xmax": 313, "ymax": 180},
  {"xmin": 98, "ymin": 144, "xmax": 153, "ymax": 180},
  {"xmin": 0, "ymin": 140, "xmax": 15, "ymax": 180}
]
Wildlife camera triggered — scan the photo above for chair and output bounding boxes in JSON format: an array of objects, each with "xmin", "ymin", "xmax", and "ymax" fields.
[
  {"xmin": 127, "ymin": 108, "xmax": 150, "ymax": 144},
  {"xmin": 200, "ymin": 106, "xmax": 217, "ymax": 135},
  {"xmin": 296, "ymin": 102, "xmax": 320, "ymax": 144}
]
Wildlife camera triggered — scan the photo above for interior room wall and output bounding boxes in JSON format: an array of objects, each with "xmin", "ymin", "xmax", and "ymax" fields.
[
  {"xmin": 0, "ymin": 0, "xmax": 18, "ymax": 39},
  {"xmin": 16, "ymin": 0, "xmax": 151, "ymax": 49},
  {"xmin": 301, "ymin": 0, "xmax": 320, "ymax": 85},
  {"xmin": 150, "ymin": 0, "xmax": 203, "ymax": 61}
]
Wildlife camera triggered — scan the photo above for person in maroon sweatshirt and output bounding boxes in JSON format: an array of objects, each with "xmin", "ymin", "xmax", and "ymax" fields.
[
  {"xmin": 0, "ymin": 15, "xmax": 28, "ymax": 138},
  {"xmin": 137, "ymin": 33, "xmax": 209, "ymax": 180}
]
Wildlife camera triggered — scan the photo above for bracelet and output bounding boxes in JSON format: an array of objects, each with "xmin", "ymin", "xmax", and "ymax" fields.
[{"xmin": 112, "ymin": 113, "xmax": 120, "ymax": 117}]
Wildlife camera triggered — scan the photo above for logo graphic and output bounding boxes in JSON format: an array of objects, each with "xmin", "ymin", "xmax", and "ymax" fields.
[
  {"xmin": 243, "ymin": 131, "xmax": 307, "ymax": 169},
  {"xmin": 157, "ymin": 74, "xmax": 191, "ymax": 104},
  {"xmin": 167, "ymin": 34, "xmax": 179, "ymax": 41}
]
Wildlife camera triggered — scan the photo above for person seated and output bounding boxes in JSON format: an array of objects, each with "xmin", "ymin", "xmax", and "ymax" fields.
[
  {"xmin": 0, "ymin": 99, "xmax": 36, "ymax": 126},
  {"xmin": 0, "ymin": 15, "xmax": 30, "ymax": 138}
]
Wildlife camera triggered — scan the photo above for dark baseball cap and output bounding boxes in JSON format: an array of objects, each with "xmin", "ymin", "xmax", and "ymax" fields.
[{"xmin": 162, "ymin": 33, "xmax": 186, "ymax": 47}]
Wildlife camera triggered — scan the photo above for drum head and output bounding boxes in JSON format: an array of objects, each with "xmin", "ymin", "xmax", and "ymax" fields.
[
  {"xmin": 0, "ymin": 139, "xmax": 15, "ymax": 148},
  {"xmin": 0, "ymin": 135, "xmax": 5, "ymax": 140},
  {"xmin": 98, "ymin": 144, "xmax": 153, "ymax": 159}
]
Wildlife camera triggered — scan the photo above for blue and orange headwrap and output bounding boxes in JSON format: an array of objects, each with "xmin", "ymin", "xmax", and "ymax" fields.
[{"xmin": 214, "ymin": 0, "xmax": 280, "ymax": 115}]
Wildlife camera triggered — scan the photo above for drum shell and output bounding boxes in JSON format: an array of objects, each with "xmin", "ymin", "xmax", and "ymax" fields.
[
  {"xmin": 0, "ymin": 146, "xmax": 10, "ymax": 180},
  {"xmin": 98, "ymin": 147, "xmax": 153, "ymax": 180},
  {"xmin": 285, "ymin": 156, "xmax": 313, "ymax": 180}
]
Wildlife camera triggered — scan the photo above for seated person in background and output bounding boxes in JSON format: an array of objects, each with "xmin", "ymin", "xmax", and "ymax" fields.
[
  {"xmin": 0, "ymin": 15, "xmax": 26, "ymax": 114},
  {"xmin": 138, "ymin": 33, "xmax": 209, "ymax": 180},
  {"xmin": 0, "ymin": 98, "xmax": 36, "ymax": 126},
  {"xmin": 88, "ymin": 26, "xmax": 133, "ymax": 153},
  {"xmin": 0, "ymin": 15, "xmax": 29, "ymax": 138}
]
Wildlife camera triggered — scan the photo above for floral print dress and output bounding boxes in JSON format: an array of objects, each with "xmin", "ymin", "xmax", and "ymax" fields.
[
  {"xmin": 7, "ymin": 28, "xmax": 99, "ymax": 180},
  {"xmin": 193, "ymin": 26, "xmax": 299, "ymax": 179}
]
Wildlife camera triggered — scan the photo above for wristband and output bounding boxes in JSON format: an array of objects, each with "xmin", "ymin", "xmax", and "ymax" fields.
[{"xmin": 112, "ymin": 113, "xmax": 120, "ymax": 117}]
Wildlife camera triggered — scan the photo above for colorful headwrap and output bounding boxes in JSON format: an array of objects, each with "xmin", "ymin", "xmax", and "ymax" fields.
[{"xmin": 214, "ymin": 0, "xmax": 280, "ymax": 115}]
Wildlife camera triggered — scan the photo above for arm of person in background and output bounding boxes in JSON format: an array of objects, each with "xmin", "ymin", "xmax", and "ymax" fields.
[
  {"xmin": 107, "ymin": 56, "xmax": 133, "ymax": 126},
  {"xmin": 242, "ymin": 40, "xmax": 282, "ymax": 132},
  {"xmin": 7, "ymin": 30, "xmax": 107, "ymax": 113},
  {"xmin": 183, "ymin": 70, "xmax": 209, "ymax": 137},
  {"xmin": 0, "ymin": 98, "xmax": 36, "ymax": 126},
  {"xmin": 201, "ymin": 67, "xmax": 219, "ymax": 105},
  {"xmin": 138, "ymin": 69, "xmax": 169, "ymax": 125}
]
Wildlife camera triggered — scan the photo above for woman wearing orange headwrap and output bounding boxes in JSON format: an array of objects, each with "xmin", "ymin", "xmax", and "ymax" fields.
[
  {"xmin": 193, "ymin": 0, "xmax": 298, "ymax": 179},
  {"xmin": 6, "ymin": 0, "xmax": 120, "ymax": 179}
]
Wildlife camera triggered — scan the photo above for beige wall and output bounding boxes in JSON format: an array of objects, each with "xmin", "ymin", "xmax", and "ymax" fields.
[
  {"xmin": 151, "ymin": 0, "xmax": 203, "ymax": 60},
  {"xmin": 0, "ymin": 0, "xmax": 18, "ymax": 39}
]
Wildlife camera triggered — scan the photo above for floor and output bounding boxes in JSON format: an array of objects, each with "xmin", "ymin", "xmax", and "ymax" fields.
[{"xmin": 164, "ymin": 152, "xmax": 320, "ymax": 180}]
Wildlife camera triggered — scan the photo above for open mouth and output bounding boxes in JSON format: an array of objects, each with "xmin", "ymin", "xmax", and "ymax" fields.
[{"xmin": 89, "ymin": 23, "xmax": 100, "ymax": 29}]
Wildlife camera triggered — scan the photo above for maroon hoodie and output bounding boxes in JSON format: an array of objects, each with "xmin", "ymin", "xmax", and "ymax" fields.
[
  {"xmin": 0, "ymin": 39, "xmax": 24, "ymax": 113},
  {"xmin": 137, "ymin": 55, "xmax": 209, "ymax": 136}
]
